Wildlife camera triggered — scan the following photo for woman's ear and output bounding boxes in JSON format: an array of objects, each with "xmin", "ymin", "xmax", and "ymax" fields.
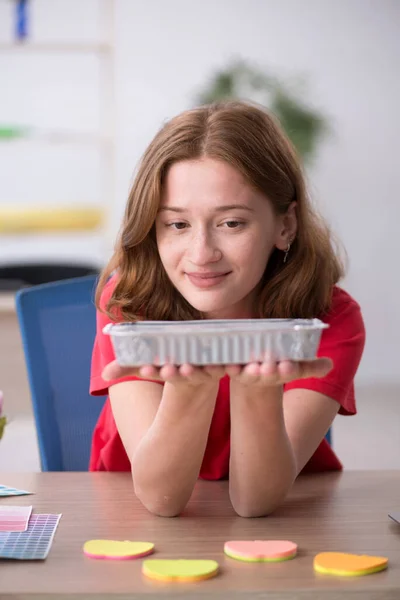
[{"xmin": 275, "ymin": 202, "xmax": 297, "ymax": 250}]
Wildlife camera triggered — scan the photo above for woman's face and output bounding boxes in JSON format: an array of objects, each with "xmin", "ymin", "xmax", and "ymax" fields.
[{"xmin": 156, "ymin": 158, "xmax": 295, "ymax": 319}]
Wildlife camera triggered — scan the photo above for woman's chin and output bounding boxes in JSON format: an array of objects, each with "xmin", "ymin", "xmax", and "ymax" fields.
[
  {"xmin": 179, "ymin": 294, "xmax": 229, "ymax": 318},
  {"xmin": 181, "ymin": 294, "xmax": 244, "ymax": 320}
]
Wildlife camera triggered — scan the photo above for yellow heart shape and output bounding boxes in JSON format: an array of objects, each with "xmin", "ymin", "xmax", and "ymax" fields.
[
  {"xmin": 314, "ymin": 552, "xmax": 388, "ymax": 577},
  {"xmin": 83, "ymin": 540, "xmax": 154, "ymax": 560},
  {"xmin": 142, "ymin": 559, "xmax": 219, "ymax": 582}
]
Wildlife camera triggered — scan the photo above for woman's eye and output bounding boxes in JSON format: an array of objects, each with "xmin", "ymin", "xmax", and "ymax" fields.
[
  {"xmin": 223, "ymin": 220, "xmax": 243, "ymax": 229},
  {"xmin": 167, "ymin": 222, "xmax": 187, "ymax": 230}
]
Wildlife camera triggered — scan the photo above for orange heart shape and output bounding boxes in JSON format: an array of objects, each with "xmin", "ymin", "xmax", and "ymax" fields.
[{"xmin": 314, "ymin": 552, "xmax": 388, "ymax": 577}]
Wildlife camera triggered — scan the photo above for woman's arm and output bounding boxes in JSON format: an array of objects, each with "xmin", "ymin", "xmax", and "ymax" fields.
[
  {"xmin": 229, "ymin": 295, "xmax": 366, "ymax": 518},
  {"xmin": 108, "ymin": 365, "xmax": 222, "ymax": 517},
  {"xmin": 229, "ymin": 383, "xmax": 296, "ymax": 518},
  {"xmin": 228, "ymin": 359, "xmax": 336, "ymax": 517}
]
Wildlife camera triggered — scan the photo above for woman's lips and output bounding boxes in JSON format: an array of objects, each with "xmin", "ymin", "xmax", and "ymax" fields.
[{"xmin": 185, "ymin": 271, "xmax": 231, "ymax": 288}]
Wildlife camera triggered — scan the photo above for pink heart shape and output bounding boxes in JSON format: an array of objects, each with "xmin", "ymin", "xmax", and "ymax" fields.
[{"xmin": 225, "ymin": 540, "xmax": 297, "ymax": 560}]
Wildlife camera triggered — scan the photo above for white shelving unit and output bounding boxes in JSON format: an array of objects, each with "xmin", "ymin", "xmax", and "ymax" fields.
[{"xmin": 0, "ymin": 0, "xmax": 116, "ymax": 263}]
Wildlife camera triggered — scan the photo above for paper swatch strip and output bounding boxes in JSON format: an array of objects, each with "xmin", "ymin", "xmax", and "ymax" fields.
[{"xmin": 0, "ymin": 513, "xmax": 61, "ymax": 560}]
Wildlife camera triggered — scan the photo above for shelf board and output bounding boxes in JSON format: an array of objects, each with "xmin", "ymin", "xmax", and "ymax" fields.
[
  {"xmin": 0, "ymin": 206, "xmax": 104, "ymax": 234},
  {"xmin": 0, "ymin": 42, "xmax": 112, "ymax": 54}
]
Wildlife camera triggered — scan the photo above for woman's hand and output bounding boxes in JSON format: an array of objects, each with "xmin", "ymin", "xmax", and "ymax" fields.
[
  {"xmin": 102, "ymin": 357, "xmax": 332, "ymax": 388},
  {"xmin": 102, "ymin": 361, "xmax": 225, "ymax": 388},
  {"xmin": 225, "ymin": 357, "xmax": 333, "ymax": 387}
]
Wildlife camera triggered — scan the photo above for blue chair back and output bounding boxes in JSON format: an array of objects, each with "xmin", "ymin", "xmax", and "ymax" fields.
[{"xmin": 16, "ymin": 275, "xmax": 106, "ymax": 471}]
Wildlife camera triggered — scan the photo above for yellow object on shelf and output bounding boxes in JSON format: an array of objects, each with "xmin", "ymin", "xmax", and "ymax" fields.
[{"xmin": 0, "ymin": 206, "xmax": 103, "ymax": 233}]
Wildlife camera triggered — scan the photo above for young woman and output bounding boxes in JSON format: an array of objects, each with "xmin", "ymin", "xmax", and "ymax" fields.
[{"xmin": 89, "ymin": 101, "xmax": 365, "ymax": 518}]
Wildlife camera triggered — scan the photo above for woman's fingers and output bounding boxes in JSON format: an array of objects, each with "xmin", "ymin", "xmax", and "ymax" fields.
[
  {"xmin": 102, "ymin": 361, "xmax": 139, "ymax": 381},
  {"xmin": 158, "ymin": 364, "xmax": 179, "ymax": 380},
  {"xmin": 275, "ymin": 357, "xmax": 333, "ymax": 382},
  {"xmin": 225, "ymin": 364, "xmax": 242, "ymax": 377},
  {"xmin": 138, "ymin": 364, "xmax": 160, "ymax": 378},
  {"xmin": 178, "ymin": 364, "xmax": 225, "ymax": 384},
  {"xmin": 203, "ymin": 364, "xmax": 226, "ymax": 379},
  {"xmin": 229, "ymin": 357, "xmax": 333, "ymax": 386},
  {"xmin": 102, "ymin": 361, "xmax": 223, "ymax": 384},
  {"xmin": 102, "ymin": 361, "xmax": 165, "ymax": 382},
  {"xmin": 178, "ymin": 363, "xmax": 195, "ymax": 377},
  {"xmin": 271, "ymin": 357, "xmax": 332, "ymax": 382},
  {"xmin": 259, "ymin": 361, "xmax": 279, "ymax": 378},
  {"xmin": 295, "ymin": 357, "xmax": 333, "ymax": 379},
  {"xmin": 102, "ymin": 357, "xmax": 333, "ymax": 386}
]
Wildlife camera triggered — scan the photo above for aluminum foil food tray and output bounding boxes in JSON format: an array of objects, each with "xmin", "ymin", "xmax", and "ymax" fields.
[{"xmin": 103, "ymin": 319, "xmax": 328, "ymax": 366}]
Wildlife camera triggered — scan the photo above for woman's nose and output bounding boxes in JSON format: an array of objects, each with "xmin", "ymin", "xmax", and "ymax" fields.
[{"xmin": 187, "ymin": 231, "xmax": 222, "ymax": 265}]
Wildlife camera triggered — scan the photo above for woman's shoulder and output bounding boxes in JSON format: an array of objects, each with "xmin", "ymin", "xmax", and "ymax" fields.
[
  {"xmin": 98, "ymin": 273, "xmax": 119, "ymax": 310},
  {"xmin": 326, "ymin": 286, "xmax": 362, "ymax": 318},
  {"xmin": 320, "ymin": 286, "xmax": 365, "ymax": 342},
  {"xmin": 95, "ymin": 273, "xmax": 124, "ymax": 328}
]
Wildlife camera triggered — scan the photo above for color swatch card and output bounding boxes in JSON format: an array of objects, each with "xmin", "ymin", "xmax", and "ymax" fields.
[
  {"xmin": 0, "ymin": 505, "xmax": 32, "ymax": 532},
  {"xmin": 0, "ymin": 484, "xmax": 32, "ymax": 497},
  {"xmin": 0, "ymin": 513, "xmax": 61, "ymax": 560}
]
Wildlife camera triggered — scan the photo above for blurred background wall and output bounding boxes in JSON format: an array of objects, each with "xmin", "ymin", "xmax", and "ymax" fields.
[{"xmin": 0, "ymin": 0, "xmax": 399, "ymax": 469}]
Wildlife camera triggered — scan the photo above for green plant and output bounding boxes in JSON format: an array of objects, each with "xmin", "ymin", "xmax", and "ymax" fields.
[{"xmin": 196, "ymin": 60, "xmax": 328, "ymax": 163}]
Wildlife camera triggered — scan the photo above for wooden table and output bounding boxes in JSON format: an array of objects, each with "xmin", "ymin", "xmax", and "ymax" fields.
[{"xmin": 1, "ymin": 471, "xmax": 399, "ymax": 599}]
